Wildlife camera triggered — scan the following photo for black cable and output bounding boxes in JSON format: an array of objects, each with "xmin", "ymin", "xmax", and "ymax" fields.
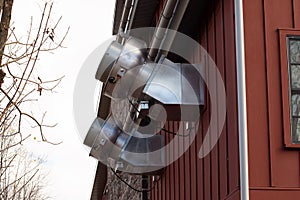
[
  {"xmin": 161, "ymin": 127, "xmax": 192, "ymax": 137},
  {"xmin": 127, "ymin": 97, "xmax": 194, "ymax": 137},
  {"xmin": 110, "ymin": 167, "xmax": 161, "ymax": 193}
]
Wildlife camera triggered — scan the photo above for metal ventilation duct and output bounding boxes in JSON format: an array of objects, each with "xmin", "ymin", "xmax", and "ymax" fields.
[
  {"xmin": 84, "ymin": 115, "xmax": 165, "ymax": 173},
  {"xmin": 143, "ymin": 59, "xmax": 204, "ymax": 106}
]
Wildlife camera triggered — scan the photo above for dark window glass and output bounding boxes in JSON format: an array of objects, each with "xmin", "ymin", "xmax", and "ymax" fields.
[{"xmin": 288, "ymin": 37, "xmax": 300, "ymax": 143}]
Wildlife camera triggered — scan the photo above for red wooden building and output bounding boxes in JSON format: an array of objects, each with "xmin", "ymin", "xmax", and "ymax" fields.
[{"xmin": 90, "ymin": 0, "xmax": 300, "ymax": 199}]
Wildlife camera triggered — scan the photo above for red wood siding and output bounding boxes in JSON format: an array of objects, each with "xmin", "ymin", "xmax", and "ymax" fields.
[
  {"xmin": 150, "ymin": 0, "xmax": 240, "ymax": 199},
  {"xmin": 250, "ymin": 188, "xmax": 300, "ymax": 200},
  {"xmin": 244, "ymin": 0, "xmax": 300, "ymax": 195}
]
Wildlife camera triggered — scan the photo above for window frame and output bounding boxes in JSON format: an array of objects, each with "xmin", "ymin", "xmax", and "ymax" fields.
[{"xmin": 279, "ymin": 28, "xmax": 300, "ymax": 148}]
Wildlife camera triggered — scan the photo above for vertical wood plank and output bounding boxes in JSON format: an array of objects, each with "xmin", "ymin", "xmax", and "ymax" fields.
[
  {"xmin": 155, "ymin": 176, "xmax": 158, "ymax": 200},
  {"xmin": 158, "ymin": 167, "xmax": 162, "ymax": 200},
  {"xmin": 190, "ymin": 133, "xmax": 197, "ymax": 200},
  {"xmin": 207, "ymin": 0, "xmax": 219, "ymax": 198},
  {"xmin": 223, "ymin": 0, "xmax": 240, "ymax": 193},
  {"xmin": 169, "ymin": 122, "xmax": 175, "ymax": 200},
  {"xmin": 243, "ymin": 0, "xmax": 271, "ymax": 187},
  {"xmin": 165, "ymin": 123, "xmax": 170, "ymax": 200},
  {"xmin": 174, "ymin": 121, "xmax": 180, "ymax": 200},
  {"xmin": 197, "ymin": 123, "xmax": 204, "ymax": 200},
  {"xmin": 193, "ymin": 36, "xmax": 205, "ymax": 200},
  {"xmin": 161, "ymin": 129, "xmax": 166, "ymax": 200},
  {"xmin": 184, "ymin": 122, "xmax": 191, "ymax": 200},
  {"xmin": 178, "ymin": 122, "xmax": 185, "ymax": 200},
  {"xmin": 293, "ymin": 0, "xmax": 300, "ymax": 28},
  {"xmin": 215, "ymin": 0, "xmax": 229, "ymax": 198},
  {"xmin": 201, "ymin": 26, "xmax": 212, "ymax": 200}
]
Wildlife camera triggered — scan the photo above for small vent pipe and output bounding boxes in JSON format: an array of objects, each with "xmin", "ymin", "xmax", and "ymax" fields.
[
  {"xmin": 116, "ymin": 0, "xmax": 133, "ymax": 43},
  {"xmin": 147, "ymin": 0, "xmax": 178, "ymax": 61},
  {"xmin": 148, "ymin": 0, "xmax": 190, "ymax": 61}
]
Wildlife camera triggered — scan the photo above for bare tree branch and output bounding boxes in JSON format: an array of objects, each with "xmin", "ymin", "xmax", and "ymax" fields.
[{"xmin": 0, "ymin": 2, "xmax": 67, "ymax": 199}]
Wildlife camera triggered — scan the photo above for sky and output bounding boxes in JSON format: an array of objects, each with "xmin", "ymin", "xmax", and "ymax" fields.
[{"xmin": 11, "ymin": 0, "xmax": 116, "ymax": 199}]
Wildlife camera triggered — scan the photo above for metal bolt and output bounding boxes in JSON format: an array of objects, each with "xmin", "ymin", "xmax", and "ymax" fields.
[
  {"xmin": 100, "ymin": 138, "xmax": 106, "ymax": 145},
  {"xmin": 108, "ymin": 76, "xmax": 115, "ymax": 83}
]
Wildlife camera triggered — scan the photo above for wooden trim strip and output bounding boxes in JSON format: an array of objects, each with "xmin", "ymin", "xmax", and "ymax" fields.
[
  {"xmin": 250, "ymin": 187, "xmax": 300, "ymax": 191},
  {"xmin": 293, "ymin": 0, "xmax": 300, "ymax": 28}
]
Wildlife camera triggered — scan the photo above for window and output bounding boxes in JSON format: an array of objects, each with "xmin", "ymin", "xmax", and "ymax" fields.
[
  {"xmin": 279, "ymin": 29, "xmax": 300, "ymax": 148},
  {"xmin": 288, "ymin": 37, "xmax": 300, "ymax": 144}
]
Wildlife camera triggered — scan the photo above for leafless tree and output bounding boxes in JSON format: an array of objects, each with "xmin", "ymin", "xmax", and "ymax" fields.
[
  {"xmin": 0, "ymin": 132, "xmax": 49, "ymax": 200},
  {"xmin": 0, "ymin": 0, "xmax": 69, "ymax": 199}
]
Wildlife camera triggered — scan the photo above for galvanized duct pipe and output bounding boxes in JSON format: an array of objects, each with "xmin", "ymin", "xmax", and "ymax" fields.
[
  {"xmin": 147, "ymin": 0, "xmax": 178, "ymax": 61},
  {"xmin": 127, "ymin": 0, "xmax": 139, "ymax": 29},
  {"xmin": 158, "ymin": 0, "xmax": 190, "ymax": 60},
  {"xmin": 234, "ymin": 0, "xmax": 249, "ymax": 199},
  {"xmin": 116, "ymin": 0, "xmax": 133, "ymax": 43}
]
